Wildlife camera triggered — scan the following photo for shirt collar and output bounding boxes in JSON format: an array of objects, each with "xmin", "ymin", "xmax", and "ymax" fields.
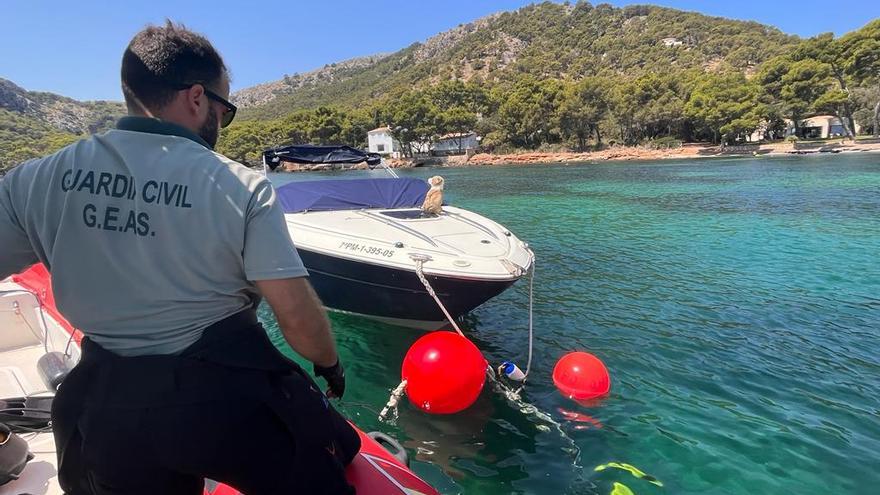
[{"xmin": 116, "ymin": 116, "xmax": 211, "ymax": 149}]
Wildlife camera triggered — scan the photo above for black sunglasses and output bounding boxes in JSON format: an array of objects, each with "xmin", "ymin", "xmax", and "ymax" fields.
[{"xmin": 171, "ymin": 82, "xmax": 237, "ymax": 128}]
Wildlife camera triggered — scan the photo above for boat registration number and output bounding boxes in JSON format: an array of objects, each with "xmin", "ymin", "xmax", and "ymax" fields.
[{"xmin": 339, "ymin": 241, "xmax": 395, "ymax": 258}]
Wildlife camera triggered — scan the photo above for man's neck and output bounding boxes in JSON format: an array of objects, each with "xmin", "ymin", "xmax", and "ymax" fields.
[{"xmin": 116, "ymin": 116, "xmax": 210, "ymax": 149}]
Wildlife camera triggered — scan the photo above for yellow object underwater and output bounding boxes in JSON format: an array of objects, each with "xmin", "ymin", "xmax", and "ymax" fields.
[
  {"xmin": 594, "ymin": 462, "xmax": 663, "ymax": 487},
  {"xmin": 611, "ymin": 482, "xmax": 635, "ymax": 495}
]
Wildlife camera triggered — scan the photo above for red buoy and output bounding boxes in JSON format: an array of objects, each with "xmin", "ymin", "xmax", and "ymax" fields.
[
  {"xmin": 553, "ymin": 352, "xmax": 610, "ymax": 400},
  {"xmin": 402, "ymin": 332, "xmax": 487, "ymax": 414}
]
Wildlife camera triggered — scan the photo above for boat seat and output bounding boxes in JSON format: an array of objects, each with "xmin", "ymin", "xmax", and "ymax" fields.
[
  {"xmin": 0, "ymin": 312, "xmax": 42, "ymax": 352},
  {"xmin": 0, "ymin": 367, "xmax": 32, "ymax": 399},
  {"xmin": 0, "ymin": 293, "xmax": 44, "ymax": 352},
  {"xmin": 0, "ymin": 345, "xmax": 45, "ymax": 398},
  {"xmin": 0, "ymin": 345, "xmax": 58, "ymax": 495}
]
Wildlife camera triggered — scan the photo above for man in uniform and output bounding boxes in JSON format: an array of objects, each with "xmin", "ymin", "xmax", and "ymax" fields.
[{"xmin": 0, "ymin": 22, "xmax": 359, "ymax": 494}]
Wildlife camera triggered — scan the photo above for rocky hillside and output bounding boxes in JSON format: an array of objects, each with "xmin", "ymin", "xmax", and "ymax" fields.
[
  {"xmin": 0, "ymin": 78, "xmax": 124, "ymax": 134},
  {"xmin": 6, "ymin": 1, "xmax": 849, "ymax": 171},
  {"xmin": 236, "ymin": 2, "xmax": 799, "ymax": 119},
  {"xmin": 232, "ymin": 53, "xmax": 391, "ymax": 108},
  {"xmin": 0, "ymin": 78, "xmax": 125, "ymax": 171}
]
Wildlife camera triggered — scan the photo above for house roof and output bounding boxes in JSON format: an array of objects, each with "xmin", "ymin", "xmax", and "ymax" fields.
[
  {"xmin": 783, "ymin": 115, "xmax": 841, "ymax": 125},
  {"xmin": 368, "ymin": 126, "xmax": 391, "ymax": 133},
  {"xmin": 437, "ymin": 131, "xmax": 476, "ymax": 140}
]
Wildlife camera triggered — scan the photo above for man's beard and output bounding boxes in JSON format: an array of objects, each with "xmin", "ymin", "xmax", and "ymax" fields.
[{"xmin": 198, "ymin": 106, "xmax": 219, "ymax": 149}]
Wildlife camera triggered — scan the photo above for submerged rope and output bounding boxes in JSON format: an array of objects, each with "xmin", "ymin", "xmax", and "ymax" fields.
[
  {"xmin": 411, "ymin": 250, "xmax": 536, "ymax": 389},
  {"xmin": 378, "ymin": 252, "xmax": 544, "ymax": 422},
  {"xmin": 523, "ymin": 251, "xmax": 536, "ymax": 382},
  {"xmin": 379, "ymin": 379, "xmax": 408, "ymax": 421}
]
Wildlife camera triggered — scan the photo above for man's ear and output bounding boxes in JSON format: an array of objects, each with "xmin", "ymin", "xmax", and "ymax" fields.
[{"xmin": 185, "ymin": 84, "xmax": 206, "ymax": 116}]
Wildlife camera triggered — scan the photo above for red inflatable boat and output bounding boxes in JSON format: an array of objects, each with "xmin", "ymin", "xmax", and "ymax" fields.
[{"xmin": 0, "ymin": 264, "xmax": 439, "ymax": 495}]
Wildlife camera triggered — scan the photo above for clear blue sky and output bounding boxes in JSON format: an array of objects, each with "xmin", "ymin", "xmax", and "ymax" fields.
[{"xmin": 3, "ymin": 0, "xmax": 878, "ymax": 101}]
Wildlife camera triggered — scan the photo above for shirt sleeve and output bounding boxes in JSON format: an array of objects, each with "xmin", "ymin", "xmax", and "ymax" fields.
[
  {"xmin": 0, "ymin": 168, "xmax": 39, "ymax": 279},
  {"xmin": 242, "ymin": 179, "xmax": 308, "ymax": 281}
]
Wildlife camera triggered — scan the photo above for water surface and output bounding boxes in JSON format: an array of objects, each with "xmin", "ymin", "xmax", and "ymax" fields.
[{"xmin": 263, "ymin": 154, "xmax": 880, "ymax": 494}]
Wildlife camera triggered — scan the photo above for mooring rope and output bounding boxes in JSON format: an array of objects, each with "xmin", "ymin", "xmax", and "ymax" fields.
[
  {"xmin": 522, "ymin": 251, "xmax": 536, "ymax": 383},
  {"xmin": 411, "ymin": 251, "xmax": 537, "ymax": 385},
  {"xmin": 379, "ymin": 379, "xmax": 408, "ymax": 421},
  {"xmin": 378, "ymin": 158, "xmax": 400, "ymax": 178},
  {"xmin": 411, "ymin": 255, "xmax": 466, "ymax": 338},
  {"xmin": 377, "ymin": 252, "xmax": 539, "ymax": 421}
]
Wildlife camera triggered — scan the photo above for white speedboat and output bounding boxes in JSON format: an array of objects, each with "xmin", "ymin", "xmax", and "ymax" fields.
[
  {"xmin": 264, "ymin": 145, "xmax": 534, "ymax": 330},
  {"xmin": 0, "ymin": 265, "xmax": 439, "ymax": 495}
]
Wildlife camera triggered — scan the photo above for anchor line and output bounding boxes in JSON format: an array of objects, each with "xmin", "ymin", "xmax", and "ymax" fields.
[
  {"xmin": 412, "ymin": 257, "xmax": 466, "ymax": 338},
  {"xmin": 380, "ymin": 253, "xmax": 578, "ymax": 462},
  {"xmin": 379, "ymin": 379, "xmax": 408, "ymax": 421},
  {"xmin": 514, "ymin": 251, "xmax": 536, "ymax": 392},
  {"xmin": 411, "ymin": 252, "xmax": 537, "ymax": 387},
  {"xmin": 377, "ymin": 252, "xmax": 539, "ymax": 419}
]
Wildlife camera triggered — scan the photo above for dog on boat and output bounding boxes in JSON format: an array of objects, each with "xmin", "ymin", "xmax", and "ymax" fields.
[{"xmin": 421, "ymin": 176, "xmax": 444, "ymax": 215}]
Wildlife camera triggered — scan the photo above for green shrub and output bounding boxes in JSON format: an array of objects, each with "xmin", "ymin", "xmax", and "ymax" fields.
[{"xmin": 646, "ymin": 136, "xmax": 683, "ymax": 149}]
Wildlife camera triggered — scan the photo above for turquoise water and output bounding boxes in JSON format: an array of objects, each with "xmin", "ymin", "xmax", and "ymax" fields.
[{"xmin": 262, "ymin": 154, "xmax": 880, "ymax": 494}]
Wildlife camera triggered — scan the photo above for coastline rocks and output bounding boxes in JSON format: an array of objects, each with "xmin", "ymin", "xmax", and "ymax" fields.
[
  {"xmin": 272, "ymin": 141, "xmax": 880, "ymax": 172},
  {"xmin": 467, "ymin": 146, "xmax": 701, "ymax": 165}
]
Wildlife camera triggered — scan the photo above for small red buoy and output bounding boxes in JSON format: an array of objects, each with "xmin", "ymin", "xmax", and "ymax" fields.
[
  {"xmin": 553, "ymin": 351, "xmax": 610, "ymax": 400},
  {"xmin": 402, "ymin": 332, "xmax": 487, "ymax": 414}
]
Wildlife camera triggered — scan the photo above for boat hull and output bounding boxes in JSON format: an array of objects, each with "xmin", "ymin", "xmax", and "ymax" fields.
[{"xmin": 297, "ymin": 248, "xmax": 518, "ymax": 329}]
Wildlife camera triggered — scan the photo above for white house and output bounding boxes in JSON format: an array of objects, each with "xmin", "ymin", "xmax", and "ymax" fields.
[
  {"xmin": 368, "ymin": 127, "xmax": 437, "ymax": 157},
  {"xmin": 432, "ymin": 132, "xmax": 480, "ymax": 155},
  {"xmin": 784, "ymin": 115, "xmax": 861, "ymax": 139},
  {"xmin": 367, "ymin": 127, "xmax": 402, "ymax": 157},
  {"xmin": 748, "ymin": 115, "xmax": 862, "ymax": 141}
]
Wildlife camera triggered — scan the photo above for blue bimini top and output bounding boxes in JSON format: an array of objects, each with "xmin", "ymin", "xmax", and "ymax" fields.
[{"xmin": 275, "ymin": 178, "xmax": 429, "ymax": 213}]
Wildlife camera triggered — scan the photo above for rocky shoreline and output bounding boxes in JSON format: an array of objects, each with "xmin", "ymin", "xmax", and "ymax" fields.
[
  {"xmin": 456, "ymin": 140, "xmax": 880, "ymax": 166},
  {"xmin": 272, "ymin": 140, "xmax": 880, "ymax": 172}
]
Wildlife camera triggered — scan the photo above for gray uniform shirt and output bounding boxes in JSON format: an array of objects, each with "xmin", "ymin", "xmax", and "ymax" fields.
[{"xmin": 0, "ymin": 117, "xmax": 307, "ymax": 356}]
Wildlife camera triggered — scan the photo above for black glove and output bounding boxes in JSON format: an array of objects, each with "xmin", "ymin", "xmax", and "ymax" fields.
[{"xmin": 314, "ymin": 359, "xmax": 346, "ymax": 399}]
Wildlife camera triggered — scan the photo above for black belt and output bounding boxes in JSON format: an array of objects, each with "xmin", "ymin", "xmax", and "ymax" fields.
[
  {"xmin": 69, "ymin": 309, "xmax": 300, "ymax": 408},
  {"xmin": 54, "ymin": 310, "xmax": 315, "ymax": 478}
]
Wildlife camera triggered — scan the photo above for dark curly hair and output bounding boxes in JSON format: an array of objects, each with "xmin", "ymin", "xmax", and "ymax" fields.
[{"xmin": 121, "ymin": 21, "xmax": 227, "ymax": 114}]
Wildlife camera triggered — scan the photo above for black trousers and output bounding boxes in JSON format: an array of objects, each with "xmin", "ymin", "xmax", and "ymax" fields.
[{"xmin": 52, "ymin": 310, "xmax": 360, "ymax": 495}]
